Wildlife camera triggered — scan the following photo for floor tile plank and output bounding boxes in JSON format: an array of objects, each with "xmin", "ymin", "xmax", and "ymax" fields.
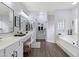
[{"xmin": 24, "ymin": 41, "xmax": 69, "ymax": 57}]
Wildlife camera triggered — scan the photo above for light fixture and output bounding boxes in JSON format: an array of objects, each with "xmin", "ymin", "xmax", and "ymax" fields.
[
  {"xmin": 72, "ymin": 2, "xmax": 78, "ymax": 5},
  {"xmin": 21, "ymin": 11, "xmax": 28, "ymax": 18}
]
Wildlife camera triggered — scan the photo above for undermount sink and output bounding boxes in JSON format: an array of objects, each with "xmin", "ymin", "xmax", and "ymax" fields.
[
  {"xmin": 14, "ymin": 34, "xmax": 26, "ymax": 37},
  {"xmin": 14, "ymin": 32, "xmax": 28, "ymax": 37}
]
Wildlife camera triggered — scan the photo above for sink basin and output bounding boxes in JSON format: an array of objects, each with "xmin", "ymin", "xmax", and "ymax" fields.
[{"xmin": 14, "ymin": 34, "xmax": 26, "ymax": 37}]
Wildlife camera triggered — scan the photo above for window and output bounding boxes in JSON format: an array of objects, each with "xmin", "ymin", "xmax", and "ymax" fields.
[{"xmin": 57, "ymin": 20, "xmax": 65, "ymax": 33}]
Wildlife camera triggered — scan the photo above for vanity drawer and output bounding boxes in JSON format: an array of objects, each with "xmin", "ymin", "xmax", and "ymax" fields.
[{"xmin": 5, "ymin": 41, "xmax": 19, "ymax": 57}]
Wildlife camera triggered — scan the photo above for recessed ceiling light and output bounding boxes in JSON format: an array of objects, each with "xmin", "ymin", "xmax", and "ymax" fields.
[{"xmin": 72, "ymin": 2, "xmax": 78, "ymax": 5}]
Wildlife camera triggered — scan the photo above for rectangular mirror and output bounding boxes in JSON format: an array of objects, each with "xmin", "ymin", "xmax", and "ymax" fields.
[
  {"xmin": 0, "ymin": 2, "xmax": 14, "ymax": 34},
  {"xmin": 20, "ymin": 15, "xmax": 28, "ymax": 32}
]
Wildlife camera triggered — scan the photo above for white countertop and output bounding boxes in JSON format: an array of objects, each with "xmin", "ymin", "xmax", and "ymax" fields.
[{"xmin": 0, "ymin": 31, "xmax": 33, "ymax": 50}]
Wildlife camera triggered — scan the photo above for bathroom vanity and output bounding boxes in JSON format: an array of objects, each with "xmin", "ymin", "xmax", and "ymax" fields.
[{"xmin": 0, "ymin": 31, "xmax": 33, "ymax": 57}]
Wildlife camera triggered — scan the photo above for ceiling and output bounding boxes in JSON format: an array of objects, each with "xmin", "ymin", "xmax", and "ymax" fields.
[{"xmin": 22, "ymin": 2, "xmax": 74, "ymax": 15}]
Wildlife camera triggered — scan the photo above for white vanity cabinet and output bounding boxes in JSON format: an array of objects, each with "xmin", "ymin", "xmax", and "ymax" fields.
[
  {"xmin": 5, "ymin": 41, "xmax": 23, "ymax": 57},
  {"xmin": 0, "ymin": 49, "xmax": 4, "ymax": 57},
  {"xmin": 0, "ymin": 31, "xmax": 33, "ymax": 57}
]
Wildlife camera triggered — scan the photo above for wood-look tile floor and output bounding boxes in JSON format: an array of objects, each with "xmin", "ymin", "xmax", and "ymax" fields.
[{"xmin": 24, "ymin": 41, "xmax": 69, "ymax": 57}]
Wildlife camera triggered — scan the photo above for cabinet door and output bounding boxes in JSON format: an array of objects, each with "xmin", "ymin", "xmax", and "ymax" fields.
[
  {"xmin": 17, "ymin": 41, "xmax": 23, "ymax": 57},
  {"xmin": 0, "ymin": 49, "xmax": 4, "ymax": 57},
  {"xmin": 5, "ymin": 41, "xmax": 19, "ymax": 57}
]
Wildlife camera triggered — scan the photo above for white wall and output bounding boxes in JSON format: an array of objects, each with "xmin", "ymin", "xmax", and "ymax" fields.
[
  {"xmin": 71, "ymin": 7, "xmax": 78, "ymax": 35},
  {"xmin": 47, "ymin": 15, "xmax": 56, "ymax": 43},
  {"xmin": 77, "ymin": 3, "xmax": 79, "ymax": 47},
  {"xmin": 55, "ymin": 10, "xmax": 73, "ymax": 35}
]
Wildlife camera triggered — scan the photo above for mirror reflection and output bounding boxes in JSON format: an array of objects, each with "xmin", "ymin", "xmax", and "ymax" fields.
[
  {"xmin": 0, "ymin": 3, "xmax": 14, "ymax": 34},
  {"xmin": 20, "ymin": 15, "xmax": 31, "ymax": 32}
]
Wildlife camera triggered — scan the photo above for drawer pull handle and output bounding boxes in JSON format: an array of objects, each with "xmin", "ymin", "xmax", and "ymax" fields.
[
  {"xmin": 11, "ymin": 51, "xmax": 17, "ymax": 57},
  {"xmin": 73, "ymin": 42, "xmax": 75, "ymax": 45}
]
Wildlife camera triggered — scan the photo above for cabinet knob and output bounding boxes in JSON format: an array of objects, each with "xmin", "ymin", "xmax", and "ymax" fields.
[
  {"xmin": 11, "ymin": 51, "xmax": 17, "ymax": 57},
  {"xmin": 73, "ymin": 42, "xmax": 75, "ymax": 45},
  {"xmin": 11, "ymin": 54, "xmax": 14, "ymax": 57}
]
